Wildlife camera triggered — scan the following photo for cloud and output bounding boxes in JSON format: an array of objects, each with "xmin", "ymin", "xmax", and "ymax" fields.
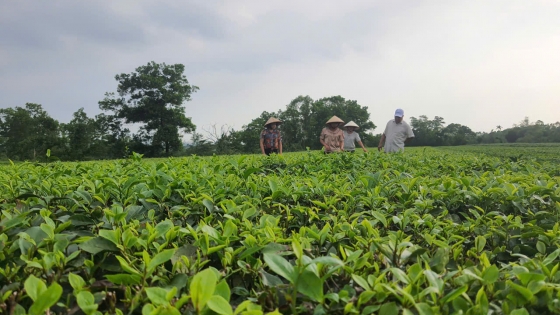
[{"xmin": 1, "ymin": 0, "xmax": 559, "ymax": 136}]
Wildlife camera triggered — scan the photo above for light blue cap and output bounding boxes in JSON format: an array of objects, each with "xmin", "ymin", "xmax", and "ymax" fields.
[{"xmin": 395, "ymin": 108, "xmax": 404, "ymax": 117}]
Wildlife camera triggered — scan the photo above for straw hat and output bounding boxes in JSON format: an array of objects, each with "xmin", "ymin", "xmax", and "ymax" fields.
[
  {"xmin": 325, "ymin": 116, "xmax": 344, "ymax": 125},
  {"xmin": 264, "ymin": 117, "xmax": 282, "ymax": 126},
  {"xmin": 344, "ymin": 121, "xmax": 359, "ymax": 129}
]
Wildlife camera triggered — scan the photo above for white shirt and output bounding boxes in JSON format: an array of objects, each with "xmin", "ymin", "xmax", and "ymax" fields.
[
  {"xmin": 383, "ymin": 120, "xmax": 414, "ymax": 152},
  {"xmin": 343, "ymin": 131, "xmax": 361, "ymax": 151}
]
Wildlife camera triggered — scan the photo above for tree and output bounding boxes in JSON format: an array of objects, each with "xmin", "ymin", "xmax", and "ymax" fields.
[
  {"xmin": 99, "ymin": 61, "xmax": 198, "ymax": 157},
  {"xmin": 0, "ymin": 103, "xmax": 61, "ymax": 161},
  {"xmin": 93, "ymin": 113, "xmax": 131, "ymax": 159},
  {"xmin": 409, "ymin": 115, "xmax": 446, "ymax": 146},
  {"xmin": 62, "ymin": 108, "xmax": 96, "ymax": 160},
  {"xmin": 442, "ymin": 123, "xmax": 476, "ymax": 145}
]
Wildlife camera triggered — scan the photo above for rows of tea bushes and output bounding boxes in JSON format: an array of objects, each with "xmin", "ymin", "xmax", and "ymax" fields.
[{"xmin": 1, "ymin": 146, "xmax": 560, "ymax": 314}]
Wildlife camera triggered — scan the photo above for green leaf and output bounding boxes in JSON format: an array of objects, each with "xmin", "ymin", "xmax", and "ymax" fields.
[
  {"xmin": 242, "ymin": 208, "xmax": 257, "ymax": 220},
  {"xmin": 79, "ymin": 237, "xmax": 119, "ymax": 254},
  {"xmin": 215, "ymin": 280, "xmax": 231, "ymax": 302},
  {"xmin": 28, "ymin": 282, "xmax": 62, "ymax": 315},
  {"xmin": 263, "ymin": 253, "xmax": 296, "ymax": 283},
  {"xmin": 69, "ymin": 273, "xmax": 86, "ymax": 291},
  {"xmin": 24, "ymin": 275, "xmax": 46, "ymax": 302},
  {"xmin": 99, "ymin": 229, "xmax": 120, "ymax": 246},
  {"xmin": 203, "ymin": 199, "xmax": 214, "ymax": 213},
  {"xmin": 371, "ymin": 211, "xmax": 387, "ymax": 228},
  {"xmin": 379, "ymin": 302, "xmax": 398, "ymax": 315},
  {"xmin": 543, "ymin": 248, "xmax": 560, "ymax": 265},
  {"xmin": 148, "ymin": 249, "xmax": 175, "ymax": 273},
  {"xmin": 297, "ymin": 269, "xmax": 323, "ymax": 302},
  {"xmin": 260, "ymin": 270, "xmax": 284, "ymax": 287},
  {"xmin": 441, "ymin": 285, "xmax": 468, "ymax": 304},
  {"xmin": 415, "ymin": 303, "xmax": 435, "ymax": 315},
  {"xmin": 510, "ymin": 308, "xmax": 530, "ymax": 315},
  {"xmin": 146, "ymin": 287, "xmax": 169, "ymax": 306},
  {"xmin": 482, "ymin": 265, "xmax": 499, "ymax": 284},
  {"xmin": 475, "ymin": 287, "xmax": 489, "ymax": 314},
  {"xmin": 311, "ymin": 256, "xmax": 344, "ymax": 267},
  {"xmin": 475, "ymin": 235, "xmax": 486, "ymax": 253},
  {"xmin": 116, "ymin": 256, "xmax": 141, "ymax": 275},
  {"xmin": 68, "ymin": 214, "xmax": 96, "ymax": 226},
  {"xmin": 507, "ymin": 281, "xmax": 534, "ymax": 301},
  {"xmin": 190, "ymin": 269, "xmax": 217, "ymax": 311},
  {"xmin": 536, "ymin": 241, "xmax": 546, "ymax": 254},
  {"xmin": 207, "ymin": 295, "xmax": 233, "ymax": 315},
  {"xmin": 351, "ymin": 274, "xmax": 371, "ymax": 291},
  {"xmin": 106, "ymin": 274, "xmax": 142, "ymax": 285},
  {"xmin": 76, "ymin": 291, "xmax": 98, "ymax": 315}
]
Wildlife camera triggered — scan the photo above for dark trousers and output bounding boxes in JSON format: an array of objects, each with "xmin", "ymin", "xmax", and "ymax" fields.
[{"xmin": 265, "ymin": 148, "xmax": 278, "ymax": 156}]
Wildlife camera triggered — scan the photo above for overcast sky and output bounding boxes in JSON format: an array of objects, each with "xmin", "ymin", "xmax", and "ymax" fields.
[{"xmin": 1, "ymin": 0, "xmax": 559, "ymax": 138}]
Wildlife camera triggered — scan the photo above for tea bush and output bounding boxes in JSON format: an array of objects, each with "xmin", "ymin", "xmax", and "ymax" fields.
[{"xmin": 1, "ymin": 146, "xmax": 559, "ymax": 314}]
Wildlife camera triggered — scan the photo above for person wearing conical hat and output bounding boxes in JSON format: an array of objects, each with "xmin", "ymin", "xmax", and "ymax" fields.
[
  {"xmin": 320, "ymin": 116, "xmax": 345, "ymax": 153},
  {"xmin": 260, "ymin": 117, "xmax": 283, "ymax": 155},
  {"xmin": 343, "ymin": 121, "xmax": 368, "ymax": 153}
]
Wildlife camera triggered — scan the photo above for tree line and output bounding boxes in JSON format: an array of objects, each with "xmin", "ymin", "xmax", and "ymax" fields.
[{"xmin": 1, "ymin": 61, "xmax": 559, "ymax": 161}]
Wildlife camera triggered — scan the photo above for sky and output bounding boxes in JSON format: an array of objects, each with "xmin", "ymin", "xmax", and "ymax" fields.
[{"xmin": 1, "ymin": 0, "xmax": 560, "ymax": 139}]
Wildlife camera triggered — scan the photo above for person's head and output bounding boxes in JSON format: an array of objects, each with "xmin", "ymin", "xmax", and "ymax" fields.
[
  {"xmin": 394, "ymin": 108, "xmax": 404, "ymax": 123},
  {"xmin": 327, "ymin": 122, "xmax": 340, "ymax": 130},
  {"xmin": 264, "ymin": 117, "xmax": 282, "ymax": 129},
  {"xmin": 344, "ymin": 121, "xmax": 359, "ymax": 133},
  {"xmin": 325, "ymin": 116, "xmax": 344, "ymax": 130}
]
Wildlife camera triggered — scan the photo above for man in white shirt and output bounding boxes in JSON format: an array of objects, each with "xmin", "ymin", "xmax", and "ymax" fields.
[{"xmin": 377, "ymin": 109, "xmax": 415, "ymax": 152}]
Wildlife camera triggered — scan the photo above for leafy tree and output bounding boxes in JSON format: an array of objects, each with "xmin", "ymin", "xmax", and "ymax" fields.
[
  {"xmin": 62, "ymin": 108, "xmax": 96, "ymax": 160},
  {"xmin": 409, "ymin": 115, "xmax": 446, "ymax": 146},
  {"xmin": 0, "ymin": 103, "xmax": 61, "ymax": 161},
  {"xmin": 441, "ymin": 123, "xmax": 476, "ymax": 145},
  {"xmin": 93, "ymin": 113, "xmax": 131, "ymax": 159},
  {"xmin": 99, "ymin": 61, "xmax": 198, "ymax": 157}
]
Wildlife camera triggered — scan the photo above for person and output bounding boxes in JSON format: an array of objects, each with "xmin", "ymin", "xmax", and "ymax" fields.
[
  {"xmin": 260, "ymin": 117, "xmax": 283, "ymax": 155},
  {"xmin": 320, "ymin": 116, "xmax": 345, "ymax": 153},
  {"xmin": 378, "ymin": 108, "xmax": 414, "ymax": 153},
  {"xmin": 343, "ymin": 121, "xmax": 368, "ymax": 153}
]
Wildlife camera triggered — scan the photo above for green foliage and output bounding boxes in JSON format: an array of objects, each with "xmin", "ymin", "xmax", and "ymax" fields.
[
  {"xmin": 99, "ymin": 61, "xmax": 198, "ymax": 157},
  {"xmin": 0, "ymin": 145, "xmax": 560, "ymax": 314}
]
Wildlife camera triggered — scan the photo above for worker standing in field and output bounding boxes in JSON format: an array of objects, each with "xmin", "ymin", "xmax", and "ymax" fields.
[
  {"xmin": 378, "ymin": 108, "xmax": 415, "ymax": 153},
  {"xmin": 320, "ymin": 116, "xmax": 345, "ymax": 153},
  {"xmin": 260, "ymin": 117, "xmax": 283, "ymax": 155},
  {"xmin": 343, "ymin": 121, "xmax": 368, "ymax": 153}
]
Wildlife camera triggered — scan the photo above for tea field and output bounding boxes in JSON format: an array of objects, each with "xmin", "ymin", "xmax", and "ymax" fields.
[{"xmin": 1, "ymin": 145, "xmax": 560, "ymax": 315}]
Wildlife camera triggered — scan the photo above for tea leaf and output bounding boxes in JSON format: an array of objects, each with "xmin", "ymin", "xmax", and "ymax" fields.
[
  {"xmin": 28, "ymin": 282, "xmax": 62, "ymax": 315},
  {"xmin": 24, "ymin": 275, "xmax": 46, "ymax": 302},
  {"xmin": 148, "ymin": 249, "xmax": 175, "ymax": 273},
  {"xmin": 263, "ymin": 253, "xmax": 296, "ymax": 283},
  {"xmin": 190, "ymin": 269, "xmax": 217, "ymax": 311},
  {"xmin": 207, "ymin": 295, "xmax": 233, "ymax": 315}
]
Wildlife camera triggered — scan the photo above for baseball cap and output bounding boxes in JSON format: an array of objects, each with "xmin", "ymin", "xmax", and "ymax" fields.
[{"xmin": 394, "ymin": 108, "xmax": 404, "ymax": 117}]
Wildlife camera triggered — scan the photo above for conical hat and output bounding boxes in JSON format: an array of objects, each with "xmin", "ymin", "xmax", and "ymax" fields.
[
  {"xmin": 264, "ymin": 117, "xmax": 282, "ymax": 126},
  {"xmin": 325, "ymin": 116, "xmax": 344, "ymax": 125},
  {"xmin": 344, "ymin": 121, "xmax": 359, "ymax": 129}
]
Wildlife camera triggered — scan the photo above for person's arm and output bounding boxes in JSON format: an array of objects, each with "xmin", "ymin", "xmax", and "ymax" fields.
[
  {"xmin": 404, "ymin": 124, "xmax": 415, "ymax": 144},
  {"xmin": 260, "ymin": 137, "xmax": 266, "ymax": 155},
  {"xmin": 358, "ymin": 141, "xmax": 368, "ymax": 152},
  {"xmin": 320, "ymin": 131, "xmax": 328, "ymax": 150},
  {"xmin": 279, "ymin": 140, "xmax": 283, "ymax": 154},
  {"xmin": 339, "ymin": 134, "xmax": 344, "ymax": 151},
  {"xmin": 378, "ymin": 134, "xmax": 386, "ymax": 151}
]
